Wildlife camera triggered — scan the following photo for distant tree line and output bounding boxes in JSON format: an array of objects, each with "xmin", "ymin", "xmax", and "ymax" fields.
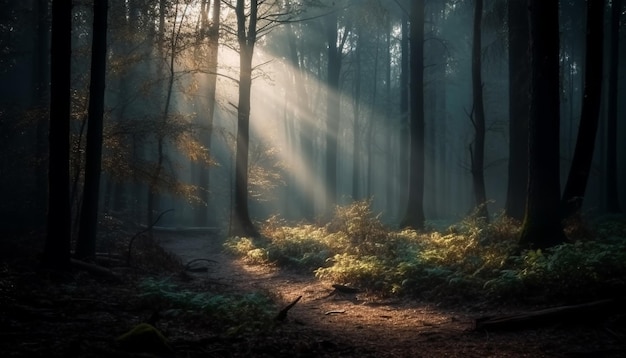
[{"xmin": 0, "ymin": 0, "xmax": 622, "ymax": 268}]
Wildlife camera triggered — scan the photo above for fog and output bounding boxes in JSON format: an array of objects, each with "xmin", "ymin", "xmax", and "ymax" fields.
[{"xmin": 0, "ymin": 0, "xmax": 624, "ymax": 235}]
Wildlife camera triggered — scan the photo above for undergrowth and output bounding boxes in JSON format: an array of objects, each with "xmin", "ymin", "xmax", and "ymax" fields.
[
  {"xmin": 224, "ymin": 200, "xmax": 626, "ymax": 304},
  {"xmin": 138, "ymin": 277, "xmax": 276, "ymax": 335}
]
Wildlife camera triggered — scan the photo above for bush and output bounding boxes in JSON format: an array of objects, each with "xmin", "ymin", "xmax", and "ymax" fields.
[{"xmin": 224, "ymin": 201, "xmax": 626, "ymax": 303}]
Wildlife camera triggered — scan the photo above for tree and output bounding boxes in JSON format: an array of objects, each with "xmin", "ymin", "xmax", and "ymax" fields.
[
  {"xmin": 75, "ymin": 0, "xmax": 109, "ymax": 260},
  {"xmin": 606, "ymin": 0, "xmax": 622, "ymax": 213},
  {"xmin": 400, "ymin": 0, "xmax": 425, "ymax": 230},
  {"xmin": 519, "ymin": 0, "xmax": 566, "ymax": 250},
  {"xmin": 504, "ymin": 0, "xmax": 530, "ymax": 221},
  {"xmin": 42, "ymin": 0, "xmax": 72, "ymax": 269},
  {"xmin": 398, "ymin": 12, "xmax": 409, "ymax": 219},
  {"xmin": 561, "ymin": 0, "xmax": 605, "ymax": 219},
  {"xmin": 34, "ymin": 0, "xmax": 50, "ymax": 219},
  {"xmin": 232, "ymin": 0, "xmax": 260, "ymax": 236},
  {"xmin": 193, "ymin": 0, "xmax": 221, "ymax": 226},
  {"xmin": 351, "ymin": 23, "xmax": 363, "ymax": 201},
  {"xmin": 324, "ymin": 6, "xmax": 346, "ymax": 214},
  {"xmin": 469, "ymin": 0, "xmax": 488, "ymax": 220}
]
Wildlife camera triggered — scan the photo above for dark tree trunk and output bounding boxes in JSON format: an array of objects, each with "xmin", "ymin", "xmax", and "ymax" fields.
[
  {"xmin": 561, "ymin": 0, "xmax": 605, "ymax": 218},
  {"xmin": 400, "ymin": 0, "xmax": 425, "ymax": 230},
  {"xmin": 470, "ymin": 0, "xmax": 488, "ymax": 220},
  {"xmin": 76, "ymin": 0, "xmax": 109, "ymax": 259},
  {"xmin": 325, "ymin": 9, "xmax": 341, "ymax": 214},
  {"xmin": 43, "ymin": 0, "xmax": 72, "ymax": 269},
  {"xmin": 34, "ymin": 0, "xmax": 50, "ymax": 224},
  {"xmin": 519, "ymin": 0, "xmax": 567, "ymax": 250},
  {"xmin": 232, "ymin": 0, "xmax": 258, "ymax": 237},
  {"xmin": 606, "ymin": 0, "xmax": 622, "ymax": 213},
  {"xmin": 398, "ymin": 15, "xmax": 409, "ymax": 220},
  {"xmin": 505, "ymin": 0, "xmax": 530, "ymax": 221},
  {"xmin": 366, "ymin": 32, "xmax": 379, "ymax": 199},
  {"xmin": 384, "ymin": 13, "xmax": 393, "ymax": 217}
]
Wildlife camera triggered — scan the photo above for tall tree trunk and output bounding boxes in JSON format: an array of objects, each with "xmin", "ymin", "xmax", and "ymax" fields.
[
  {"xmin": 398, "ymin": 15, "xmax": 409, "ymax": 221},
  {"xmin": 232, "ymin": 0, "xmax": 258, "ymax": 236},
  {"xmin": 606, "ymin": 0, "xmax": 622, "ymax": 213},
  {"xmin": 366, "ymin": 32, "xmax": 380, "ymax": 199},
  {"xmin": 470, "ymin": 0, "xmax": 488, "ymax": 220},
  {"xmin": 384, "ymin": 13, "xmax": 393, "ymax": 218},
  {"xmin": 325, "ymin": 9, "xmax": 341, "ymax": 214},
  {"xmin": 561, "ymin": 0, "xmax": 605, "ymax": 218},
  {"xmin": 519, "ymin": 0, "xmax": 567, "ymax": 250},
  {"xmin": 505, "ymin": 0, "xmax": 530, "ymax": 221},
  {"xmin": 400, "ymin": 0, "xmax": 425, "ymax": 230},
  {"xmin": 43, "ymin": 0, "xmax": 72, "ymax": 269},
  {"xmin": 352, "ymin": 25, "xmax": 362, "ymax": 201},
  {"xmin": 34, "ymin": 0, "xmax": 50, "ymax": 225},
  {"xmin": 76, "ymin": 0, "xmax": 109, "ymax": 259},
  {"xmin": 194, "ymin": 0, "xmax": 220, "ymax": 226}
]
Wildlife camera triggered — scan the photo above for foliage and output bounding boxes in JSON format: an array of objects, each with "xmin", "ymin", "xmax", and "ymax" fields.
[
  {"xmin": 138, "ymin": 277, "xmax": 276, "ymax": 334},
  {"xmin": 225, "ymin": 200, "xmax": 626, "ymax": 304},
  {"xmin": 495, "ymin": 237, "xmax": 626, "ymax": 300}
]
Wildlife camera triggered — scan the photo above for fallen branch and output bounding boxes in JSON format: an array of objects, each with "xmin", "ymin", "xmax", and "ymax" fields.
[
  {"xmin": 70, "ymin": 258, "xmax": 121, "ymax": 282},
  {"xmin": 184, "ymin": 258, "xmax": 218, "ymax": 272},
  {"xmin": 275, "ymin": 295, "xmax": 302, "ymax": 321},
  {"xmin": 475, "ymin": 299, "xmax": 619, "ymax": 331},
  {"xmin": 127, "ymin": 209, "xmax": 174, "ymax": 266},
  {"xmin": 332, "ymin": 284, "xmax": 360, "ymax": 294}
]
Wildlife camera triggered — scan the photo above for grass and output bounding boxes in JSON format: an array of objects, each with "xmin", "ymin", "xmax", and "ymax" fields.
[{"xmin": 224, "ymin": 200, "xmax": 626, "ymax": 304}]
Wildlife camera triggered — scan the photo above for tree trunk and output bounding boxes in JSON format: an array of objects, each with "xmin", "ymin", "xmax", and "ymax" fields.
[
  {"xmin": 76, "ymin": 0, "xmax": 108, "ymax": 259},
  {"xmin": 475, "ymin": 299, "xmax": 618, "ymax": 331},
  {"xmin": 352, "ymin": 25, "xmax": 362, "ymax": 201},
  {"xmin": 519, "ymin": 0, "xmax": 567, "ymax": 250},
  {"xmin": 398, "ymin": 15, "xmax": 409, "ymax": 221},
  {"xmin": 366, "ymin": 32, "xmax": 380, "ymax": 199},
  {"xmin": 400, "ymin": 0, "xmax": 425, "ymax": 230},
  {"xmin": 470, "ymin": 0, "xmax": 488, "ymax": 220},
  {"xmin": 43, "ymin": 0, "xmax": 72, "ymax": 269},
  {"xmin": 384, "ymin": 13, "xmax": 393, "ymax": 217},
  {"xmin": 34, "ymin": 0, "xmax": 50, "ymax": 225},
  {"xmin": 232, "ymin": 0, "xmax": 258, "ymax": 237},
  {"xmin": 194, "ymin": 0, "xmax": 220, "ymax": 226},
  {"xmin": 561, "ymin": 0, "xmax": 605, "ymax": 219},
  {"xmin": 325, "ymin": 9, "xmax": 341, "ymax": 214},
  {"xmin": 606, "ymin": 0, "xmax": 622, "ymax": 213},
  {"xmin": 505, "ymin": 0, "xmax": 530, "ymax": 221}
]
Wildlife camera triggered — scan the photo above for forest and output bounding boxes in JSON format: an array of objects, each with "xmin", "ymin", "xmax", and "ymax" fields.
[{"xmin": 1, "ymin": 0, "xmax": 626, "ymax": 357}]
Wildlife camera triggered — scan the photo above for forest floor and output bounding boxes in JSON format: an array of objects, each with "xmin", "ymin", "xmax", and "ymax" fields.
[{"xmin": 1, "ymin": 230, "xmax": 624, "ymax": 357}]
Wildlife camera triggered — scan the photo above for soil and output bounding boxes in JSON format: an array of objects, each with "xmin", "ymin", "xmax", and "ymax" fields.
[
  {"xmin": 1, "ymin": 230, "xmax": 624, "ymax": 357},
  {"xmin": 157, "ymin": 231, "xmax": 625, "ymax": 357}
]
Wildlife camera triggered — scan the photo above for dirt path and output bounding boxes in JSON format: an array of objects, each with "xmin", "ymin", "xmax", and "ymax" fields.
[{"xmin": 156, "ymin": 232, "xmax": 613, "ymax": 357}]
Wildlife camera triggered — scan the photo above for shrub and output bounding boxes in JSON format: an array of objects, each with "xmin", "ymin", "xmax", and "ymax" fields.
[{"xmin": 224, "ymin": 201, "xmax": 626, "ymax": 304}]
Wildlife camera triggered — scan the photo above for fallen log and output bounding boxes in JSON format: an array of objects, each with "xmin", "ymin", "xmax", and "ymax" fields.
[
  {"xmin": 70, "ymin": 258, "xmax": 121, "ymax": 282},
  {"xmin": 474, "ymin": 299, "xmax": 619, "ymax": 331}
]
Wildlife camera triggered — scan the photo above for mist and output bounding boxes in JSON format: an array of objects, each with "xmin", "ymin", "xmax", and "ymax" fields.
[{"xmin": 1, "ymin": 0, "xmax": 624, "ymax": 234}]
